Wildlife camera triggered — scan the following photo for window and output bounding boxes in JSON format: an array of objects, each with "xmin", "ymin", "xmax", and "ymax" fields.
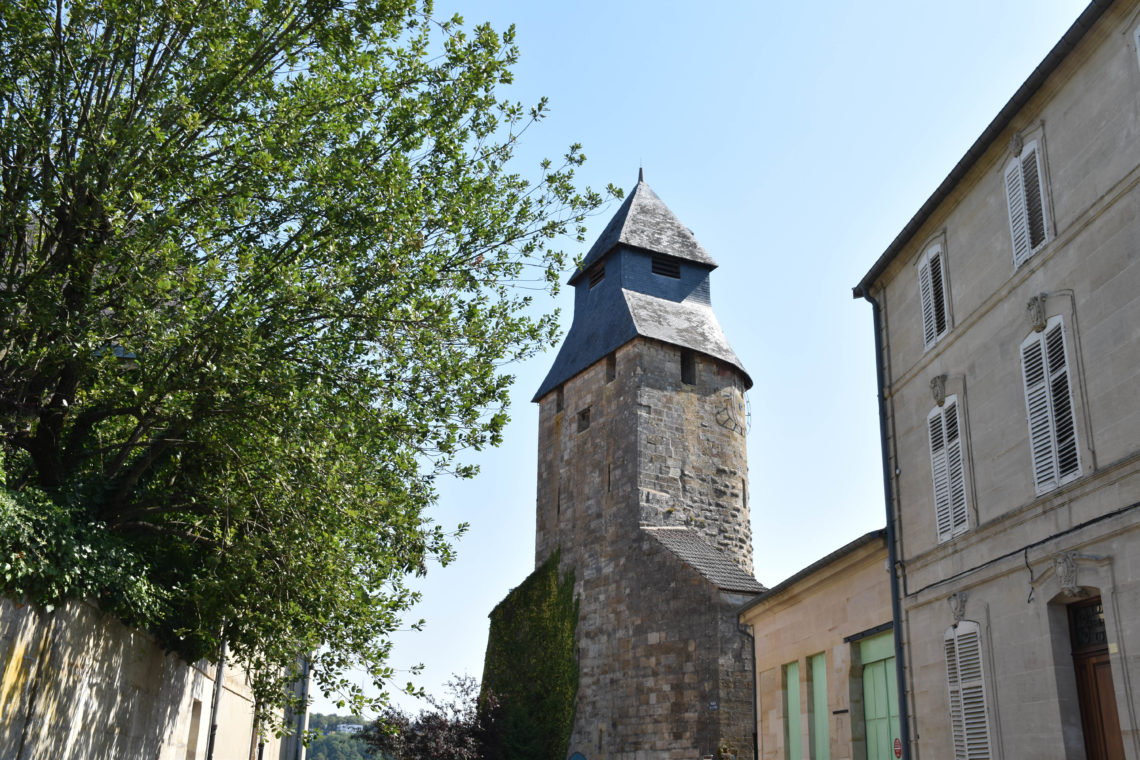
[
  {"xmin": 809, "ymin": 653, "xmax": 830, "ymax": 760},
  {"xmin": 556, "ymin": 386, "xmax": 564, "ymax": 413},
  {"xmin": 784, "ymin": 661, "xmax": 802, "ymax": 760},
  {"xmin": 680, "ymin": 350, "xmax": 696, "ymax": 385},
  {"xmin": 1005, "ymin": 140, "xmax": 1048, "ymax": 267},
  {"xmin": 929, "ymin": 397, "xmax": 968, "ymax": 542},
  {"xmin": 651, "ymin": 255, "xmax": 681, "ymax": 278},
  {"xmin": 1021, "ymin": 316, "xmax": 1080, "ymax": 494},
  {"xmin": 588, "ymin": 262, "xmax": 605, "ymax": 288},
  {"xmin": 577, "ymin": 407, "xmax": 590, "ymax": 432},
  {"xmin": 918, "ymin": 243, "xmax": 950, "ymax": 349},
  {"xmin": 606, "ymin": 353, "xmax": 616, "ymax": 383},
  {"xmin": 945, "ymin": 621, "xmax": 993, "ymax": 760}
]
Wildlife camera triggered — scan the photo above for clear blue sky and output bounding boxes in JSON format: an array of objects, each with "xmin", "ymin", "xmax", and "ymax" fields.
[{"xmin": 310, "ymin": 0, "xmax": 1091, "ymax": 716}]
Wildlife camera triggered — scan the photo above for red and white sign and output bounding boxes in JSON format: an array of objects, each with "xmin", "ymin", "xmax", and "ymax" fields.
[{"xmin": 894, "ymin": 738, "xmax": 902, "ymax": 758}]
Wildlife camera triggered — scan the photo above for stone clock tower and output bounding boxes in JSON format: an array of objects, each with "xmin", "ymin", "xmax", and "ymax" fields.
[{"xmin": 533, "ymin": 172, "xmax": 764, "ymax": 759}]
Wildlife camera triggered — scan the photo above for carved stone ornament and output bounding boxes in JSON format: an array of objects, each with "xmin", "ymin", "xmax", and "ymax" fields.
[
  {"xmin": 948, "ymin": 591, "xmax": 969, "ymax": 623},
  {"xmin": 1009, "ymin": 132, "xmax": 1024, "ymax": 157},
  {"xmin": 930, "ymin": 375, "xmax": 947, "ymax": 407},
  {"xmin": 1054, "ymin": 552, "xmax": 1081, "ymax": 597},
  {"xmin": 1027, "ymin": 293, "xmax": 1048, "ymax": 333}
]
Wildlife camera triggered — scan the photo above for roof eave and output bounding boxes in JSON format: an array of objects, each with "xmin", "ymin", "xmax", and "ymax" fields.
[{"xmin": 853, "ymin": 0, "xmax": 1112, "ymax": 299}]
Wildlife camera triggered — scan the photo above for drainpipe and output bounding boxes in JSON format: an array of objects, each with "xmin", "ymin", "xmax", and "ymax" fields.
[
  {"xmin": 738, "ymin": 622, "xmax": 759, "ymax": 760},
  {"xmin": 861, "ymin": 289, "xmax": 912, "ymax": 760},
  {"xmin": 205, "ymin": 636, "xmax": 227, "ymax": 760},
  {"xmin": 293, "ymin": 654, "xmax": 312, "ymax": 760}
]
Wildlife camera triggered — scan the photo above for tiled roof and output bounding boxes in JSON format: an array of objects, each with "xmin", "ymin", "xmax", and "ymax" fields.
[
  {"xmin": 569, "ymin": 172, "xmax": 716, "ymax": 286},
  {"xmin": 644, "ymin": 527, "xmax": 765, "ymax": 594}
]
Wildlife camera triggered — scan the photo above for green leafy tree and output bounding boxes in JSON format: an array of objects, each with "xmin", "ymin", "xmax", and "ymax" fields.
[
  {"xmin": 362, "ymin": 675, "xmax": 485, "ymax": 760},
  {"xmin": 307, "ymin": 730, "xmax": 369, "ymax": 760},
  {"xmin": 0, "ymin": 0, "xmax": 612, "ymax": 727}
]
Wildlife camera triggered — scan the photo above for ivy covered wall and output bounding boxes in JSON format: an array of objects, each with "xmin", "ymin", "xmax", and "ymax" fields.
[{"xmin": 479, "ymin": 549, "xmax": 578, "ymax": 760}]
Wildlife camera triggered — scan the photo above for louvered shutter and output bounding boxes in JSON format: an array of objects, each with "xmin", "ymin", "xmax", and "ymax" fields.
[
  {"xmin": 1006, "ymin": 158, "xmax": 1030, "ymax": 267},
  {"xmin": 1045, "ymin": 323, "xmax": 1080, "ymax": 480},
  {"xmin": 1021, "ymin": 147, "xmax": 1047, "ymax": 251},
  {"xmin": 918, "ymin": 246, "xmax": 949, "ymax": 349},
  {"xmin": 930, "ymin": 399, "xmax": 968, "ymax": 542},
  {"xmin": 1007, "ymin": 142, "xmax": 1049, "ymax": 267},
  {"xmin": 929, "ymin": 410, "xmax": 952, "ymax": 541},
  {"xmin": 1021, "ymin": 318, "xmax": 1081, "ymax": 494},
  {"xmin": 946, "ymin": 621, "xmax": 992, "ymax": 760},
  {"xmin": 1022, "ymin": 333, "xmax": 1056, "ymax": 492},
  {"xmin": 930, "ymin": 249, "xmax": 948, "ymax": 336},
  {"xmin": 919, "ymin": 258, "xmax": 937, "ymax": 348},
  {"xmin": 944, "ymin": 400, "xmax": 968, "ymax": 535},
  {"xmin": 945, "ymin": 633, "xmax": 966, "ymax": 758}
]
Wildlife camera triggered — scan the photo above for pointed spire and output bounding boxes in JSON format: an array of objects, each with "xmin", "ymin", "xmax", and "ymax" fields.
[
  {"xmin": 569, "ymin": 173, "xmax": 716, "ymax": 285},
  {"xmin": 638, "ymin": 166, "xmax": 644, "ymax": 183}
]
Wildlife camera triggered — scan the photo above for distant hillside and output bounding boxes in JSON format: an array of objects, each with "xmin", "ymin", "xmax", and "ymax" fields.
[{"xmin": 308, "ymin": 714, "xmax": 369, "ymax": 760}]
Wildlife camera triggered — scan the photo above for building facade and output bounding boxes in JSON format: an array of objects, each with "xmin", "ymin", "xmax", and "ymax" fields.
[
  {"xmin": 0, "ymin": 597, "xmax": 293, "ymax": 760},
  {"xmin": 534, "ymin": 173, "xmax": 764, "ymax": 759},
  {"xmin": 854, "ymin": 1, "xmax": 1140, "ymax": 757},
  {"xmin": 739, "ymin": 531, "xmax": 897, "ymax": 760}
]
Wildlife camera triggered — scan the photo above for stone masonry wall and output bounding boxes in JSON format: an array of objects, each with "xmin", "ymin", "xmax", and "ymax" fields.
[
  {"xmin": 534, "ymin": 336, "xmax": 757, "ymax": 759},
  {"xmin": 635, "ymin": 340, "xmax": 753, "ymax": 574}
]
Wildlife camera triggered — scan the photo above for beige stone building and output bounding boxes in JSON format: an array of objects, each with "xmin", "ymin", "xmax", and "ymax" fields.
[
  {"xmin": 739, "ymin": 531, "xmax": 896, "ymax": 760},
  {"xmin": 531, "ymin": 172, "xmax": 764, "ymax": 759},
  {"xmin": 853, "ymin": 0, "xmax": 1140, "ymax": 757},
  {"xmin": 0, "ymin": 597, "xmax": 294, "ymax": 760}
]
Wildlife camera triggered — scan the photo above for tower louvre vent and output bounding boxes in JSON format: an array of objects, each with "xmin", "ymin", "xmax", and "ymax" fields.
[
  {"xmin": 651, "ymin": 255, "xmax": 681, "ymax": 279},
  {"xmin": 588, "ymin": 262, "xmax": 605, "ymax": 288}
]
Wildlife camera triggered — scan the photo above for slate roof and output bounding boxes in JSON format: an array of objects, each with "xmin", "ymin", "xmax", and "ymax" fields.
[
  {"xmin": 533, "ymin": 173, "xmax": 750, "ymax": 401},
  {"xmin": 569, "ymin": 170, "xmax": 717, "ymax": 286},
  {"xmin": 623, "ymin": 291, "xmax": 745, "ymax": 373},
  {"xmin": 644, "ymin": 527, "xmax": 765, "ymax": 594}
]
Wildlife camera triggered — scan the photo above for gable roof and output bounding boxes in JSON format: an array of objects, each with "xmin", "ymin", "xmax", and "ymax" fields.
[
  {"xmin": 853, "ymin": 0, "xmax": 1112, "ymax": 297},
  {"xmin": 738, "ymin": 529, "xmax": 886, "ymax": 613},
  {"xmin": 569, "ymin": 170, "xmax": 717, "ymax": 286},
  {"xmin": 644, "ymin": 527, "xmax": 765, "ymax": 594}
]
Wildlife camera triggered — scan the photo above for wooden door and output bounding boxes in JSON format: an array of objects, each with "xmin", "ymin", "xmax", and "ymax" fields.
[{"xmin": 1069, "ymin": 598, "xmax": 1125, "ymax": 760}]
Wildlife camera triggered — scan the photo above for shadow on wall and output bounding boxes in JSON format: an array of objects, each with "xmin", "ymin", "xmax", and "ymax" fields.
[{"xmin": 0, "ymin": 597, "xmax": 213, "ymax": 760}]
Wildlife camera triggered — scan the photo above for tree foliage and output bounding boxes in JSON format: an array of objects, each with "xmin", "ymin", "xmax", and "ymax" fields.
[
  {"xmin": 0, "ymin": 0, "xmax": 611, "ymax": 725},
  {"xmin": 361, "ymin": 675, "xmax": 487, "ymax": 760}
]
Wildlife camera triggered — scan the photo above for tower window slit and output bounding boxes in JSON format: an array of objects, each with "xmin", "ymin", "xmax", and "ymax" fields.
[{"xmin": 681, "ymin": 350, "xmax": 696, "ymax": 385}]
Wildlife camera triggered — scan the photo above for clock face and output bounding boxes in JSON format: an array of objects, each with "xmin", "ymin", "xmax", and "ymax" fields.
[{"xmin": 714, "ymin": 390, "xmax": 745, "ymax": 435}]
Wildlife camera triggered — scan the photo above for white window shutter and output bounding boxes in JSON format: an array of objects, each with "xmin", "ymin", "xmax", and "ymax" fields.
[
  {"xmin": 1022, "ymin": 335, "xmax": 1057, "ymax": 492},
  {"xmin": 1021, "ymin": 146, "xmax": 1047, "ymax": 251},
  {"xmin": 1005, "ymin": 158, "xmax": 1030, "ymax": 267},
  {"xmin": 1007, "ymin": 142, "xmax": 1049, "ymax": 267},
  {"xmin": 946, "ymin": 621, "xmax": 992, "ymax": 760},
  {"xmin": 919, "ymin": 259, "xmax": 937, "ymax": 348},
  {"xmin": 945, "ymin": 634, "xmax": 966, "ymax": 757},
  {"xmin": 1045, "ymin": 323, "xmax": 1080, "ymax": 481},
  {"xmin": 945, "ymin": 400, "xmax": 968, "ymax": 535},
  {"xmin": 918, "ymin": 245, "xmax": 950, "ymax": 349},
  {"xmin": 929, "ymin": 410, "xmax": 952, "ymax": 541},
  {"xmin": 1021, "ymin": 318, "xmax": 1081, "ymax": 495},
  {"xmin": 930, "ymin": 397, "xmax": 968, "ymax": 543}
]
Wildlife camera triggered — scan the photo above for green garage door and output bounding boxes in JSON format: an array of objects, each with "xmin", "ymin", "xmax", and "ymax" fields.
[{"xmin": 860, "ymin": 632, "xmax": 900, "ymax": 760}]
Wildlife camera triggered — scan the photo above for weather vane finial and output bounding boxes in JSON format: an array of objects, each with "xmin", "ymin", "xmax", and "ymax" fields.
[{"xmin": 638, "ymin": 165, "xmax": 644, "ymax": 183}]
